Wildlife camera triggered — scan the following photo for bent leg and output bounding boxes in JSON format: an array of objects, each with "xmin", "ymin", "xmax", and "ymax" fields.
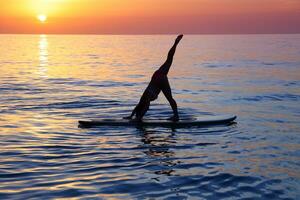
[{"xmin": 161, "ymin": 78, "xmax": 179, "ymax": 118}]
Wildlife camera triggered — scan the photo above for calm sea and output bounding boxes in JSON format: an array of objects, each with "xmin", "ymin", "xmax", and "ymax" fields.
[{"xmin": 0, "ymin": 34, "xmax": 299, "ymax": 199}]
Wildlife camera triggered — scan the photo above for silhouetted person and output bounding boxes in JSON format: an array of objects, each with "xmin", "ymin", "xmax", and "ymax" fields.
[{"xmin": 124, "ymin": 34, "xmax": 183, "ymax": 121}]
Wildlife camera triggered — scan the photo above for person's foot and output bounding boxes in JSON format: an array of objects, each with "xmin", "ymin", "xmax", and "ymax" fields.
[
  {"xmin": 175, "ymin": 34, "xmax": 183, "ymax": 44},
  {"xmin": 168, "ymin": 115, "xmax": 179, "ymax": 122}
]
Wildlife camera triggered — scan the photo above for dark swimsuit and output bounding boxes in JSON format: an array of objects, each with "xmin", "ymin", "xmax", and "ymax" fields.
[{"xmin": 145, "ymin": 70, "xmax": 165, "ymax": 101}]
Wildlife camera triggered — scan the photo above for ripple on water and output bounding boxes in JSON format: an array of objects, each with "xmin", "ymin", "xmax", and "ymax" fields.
[
  {"xmin": 1, "ymin": 35, "xmax": 300, "ymax": 199},
  {"xmin": 233, "ymin": 93, "xmax": 300, "ymax": 102}
]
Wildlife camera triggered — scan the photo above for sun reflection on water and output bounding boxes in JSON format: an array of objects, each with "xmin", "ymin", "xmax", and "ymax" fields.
[{"xmin": 38, "ymin": 34, "xmax": 48, "ymax": 77}]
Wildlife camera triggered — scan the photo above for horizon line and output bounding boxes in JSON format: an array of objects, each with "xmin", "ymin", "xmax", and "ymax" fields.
[{"xmin": 1, "ymin": 33, "xmax": 300, "ymax": 35}]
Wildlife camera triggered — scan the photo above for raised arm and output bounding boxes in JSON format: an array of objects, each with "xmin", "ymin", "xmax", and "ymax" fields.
[{"xmin": 158, "ymin": 35, "xmax": 183, "ymax": 75}]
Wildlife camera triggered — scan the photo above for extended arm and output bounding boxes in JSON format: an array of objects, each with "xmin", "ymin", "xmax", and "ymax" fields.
[{"xmin": 159, "ymin": 35, "xmax": 183, "ymax": 75}]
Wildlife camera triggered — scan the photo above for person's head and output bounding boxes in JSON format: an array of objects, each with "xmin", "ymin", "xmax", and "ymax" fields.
[{"xmin": 135, "ymin": 100, "xmax": 150, "ymax": 119}]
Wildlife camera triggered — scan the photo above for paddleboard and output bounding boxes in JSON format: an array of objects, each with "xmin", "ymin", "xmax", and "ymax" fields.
[{"xmin": 78, "ymin": 114, "xmax": 236, "ymax": 127}]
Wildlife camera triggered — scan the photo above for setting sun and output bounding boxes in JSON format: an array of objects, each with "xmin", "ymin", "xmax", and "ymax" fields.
[{"xmin": 37, "ymin": 14, "xmax": 47, "ymax": 23}]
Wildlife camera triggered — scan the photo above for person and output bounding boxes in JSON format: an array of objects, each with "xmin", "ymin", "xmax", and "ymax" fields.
[{"xmin": 124, "ymin": 34, "xmax": 183, "ymax": 121}]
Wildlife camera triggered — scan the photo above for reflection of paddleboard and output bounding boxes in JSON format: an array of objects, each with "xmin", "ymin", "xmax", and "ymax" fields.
[{"xmin": 78, "ymin": 114, "xmax": 237, "ymax": 127}]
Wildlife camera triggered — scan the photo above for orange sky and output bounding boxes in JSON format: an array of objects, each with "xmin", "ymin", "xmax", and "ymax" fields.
[{"xmin": 0, "ymin": 0, "xmax": 300, "ymax": 34}]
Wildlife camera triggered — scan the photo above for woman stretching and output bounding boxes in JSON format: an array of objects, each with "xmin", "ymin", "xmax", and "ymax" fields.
[{"xmin": 124, "ymin": 34, "xmax": 183, "ymax": 121}]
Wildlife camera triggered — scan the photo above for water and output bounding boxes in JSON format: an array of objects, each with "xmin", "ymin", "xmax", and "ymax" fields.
[{"xmin": 0, "ymin": 34, "xmax": 299, "ymax": 199}]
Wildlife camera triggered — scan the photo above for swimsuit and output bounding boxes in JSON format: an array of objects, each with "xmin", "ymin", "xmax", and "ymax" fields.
[
  {"xmin": 146, "ymin": 70, "xmax": 166, "ymax": 101},
  {"xmin": 151, "ymin": 70, "xmax": 165, "ymax": 82}
]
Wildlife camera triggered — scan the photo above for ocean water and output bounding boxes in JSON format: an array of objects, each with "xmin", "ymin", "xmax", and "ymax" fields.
[{"xmin": 0, "ymin": 34, "xmax": 299, "ymax": 199}]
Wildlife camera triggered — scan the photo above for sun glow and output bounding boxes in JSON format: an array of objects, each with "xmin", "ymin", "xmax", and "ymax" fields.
[
  {"xmin": 1, "ymin": 0, "xmax": 299, "ymax": 34},
  {"xmin": 37, "ymin": 14, "xmax": 47, "ymax": 22}
]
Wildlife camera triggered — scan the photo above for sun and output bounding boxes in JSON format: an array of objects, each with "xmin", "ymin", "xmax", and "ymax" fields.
[{"xmin": 37, "ymin": 15, "xmax": 47, "ymax": 23}]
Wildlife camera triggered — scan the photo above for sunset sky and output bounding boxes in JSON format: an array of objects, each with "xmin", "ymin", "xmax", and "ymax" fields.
[{"xmin": 0, "ymin": 0, "xmax": 300, "ymax": 34}]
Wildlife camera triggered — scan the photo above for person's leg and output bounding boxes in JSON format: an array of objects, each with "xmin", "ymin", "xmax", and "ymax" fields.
[
  {"xmin": 158, "ymin": 35, "xmax": 183, "ymax": 75},
  {"xmin": 161, "ymin": 78, "xmax": 179, "ymax": 120}
]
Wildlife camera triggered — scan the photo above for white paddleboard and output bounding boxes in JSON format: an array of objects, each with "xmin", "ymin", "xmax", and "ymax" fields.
[{"xmin": 78, "ymin": 114, "xmax": 236, "ymax": 127}]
